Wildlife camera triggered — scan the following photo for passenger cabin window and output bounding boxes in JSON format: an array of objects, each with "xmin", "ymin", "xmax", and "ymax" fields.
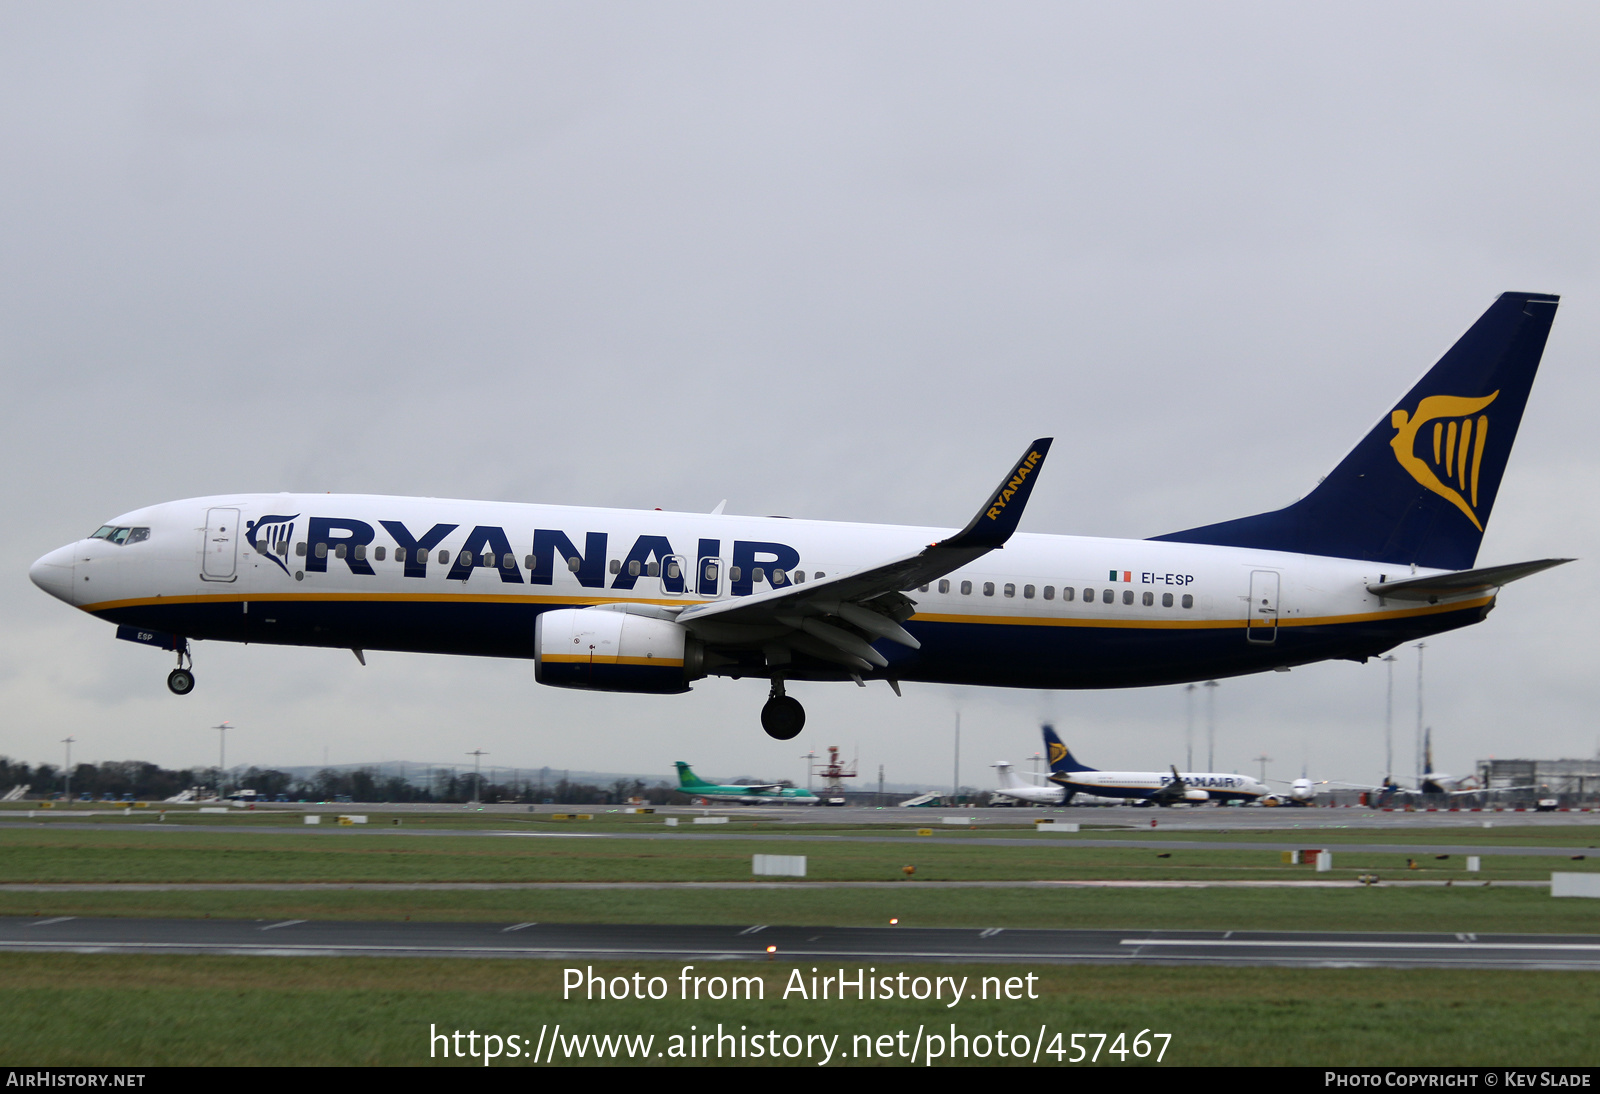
[
  {"xmin": 610, "ymin": 559, "xmax": 621, "ymax": 574},
  {"xmin": 1061, "ymin": 586, "xmax": 1073, "ymax": 602},
  {"xmin": 1102, "ymin": 589, "xmax": 1114, "ymax": 604},
  {"xmin": 374, "ymin": 546, "xmax": 386, "ymax": 561},
  {"xmin": 335, "ymin": 544, "xmax": 347, "ymax": 559},
  {"xmin": 315, "ymin": 543, "xmax": 328, "ymax": 559},
  {"xmin": 437, "ymin": 549, "xmax": 450, "ymax": 564},
  {"xmin": 297, "ymin": 542, "xmax": 308, "ymax": 557},
  {"xmin": 1162, "ymin": 592, "xmax": 1173, "ymax": 607},
  {"xmin": 667, "ymin": 561, "xmax": 681, "ymax": 579},
  {"xmin": 794, "ymin": 570, "xmax": 805, "ymax": 584},
  {"xmin": 1122, "ymin": 589, "xmax": 1133, "ymax": 605},
  {"xmin": 938, "ymin": 579, "xmax": 950, "ymax": 594},
  {"xmin": 1043, "ymin": 585, "xmax": 1054, "ymax": 600},
  {"xmin": 628, "ymin": 560, "xmax": 641, "ymax": 577},
  {"xmin": 918, "ymin": 584, "xmax": 929, "ymax": 593},
  {"xmin": 960, "ymin": 580, "xmax": 972, "ymax": 595},
  {"xmin": 503, "ymin": 553, "xmax": 515, "ymax": 569},
  {"xmin": 983, "ymin": 582, "xmax": 995, "ymax": 597},
  {"xmin": 647, "ymin": 561, "xmax": 659, "ymax": 577},
  {"xmin": 1003, "ymin": 583, "xmax": 1015, "ymax": 598},
  {"xmin": 1182, "ymin": 593, "xmax": 1194, "ymax": 609},
  {"xmin": 570, "ymin": 556, "xmax": 584, "ymax": 573},
  {"xmin": 813, "ymin": 572, "xmax": 824, "ymax": 580},
  {"xmin": 730, "ymin": 566, "xmax": 742, "ymax": 582},
  {"xmin": 704, "ymin": 562, "xmax": 718, "ymax": 582},
  {"xmin": 1082, "ymin": 588, "xmax": 1093, "ymax": 602},
  {"xmin": 753, "ymin": 567, "xmax": 765, "ymax": 583},
  {"xmin": 1142, "ymin": 591, "xmax": 1154, "ymax": 606},
  {"xmin": 1023, "ymin": 584, "xmax": 1034, "ymax": 599}
]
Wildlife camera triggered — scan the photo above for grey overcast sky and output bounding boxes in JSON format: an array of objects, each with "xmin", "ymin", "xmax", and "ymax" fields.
[{"xmin": 3, "ymin": 2, "xmax": 1597, "ymax": 788}]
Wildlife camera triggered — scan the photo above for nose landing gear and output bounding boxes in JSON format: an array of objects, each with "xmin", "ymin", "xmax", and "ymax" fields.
[
  {"xmin": 760, "ymin": 678, "xmax": 805, "ymax": 740},
  {"xmin": 166, "ymin": 640, "xmax": 194, "ymax": 696}
]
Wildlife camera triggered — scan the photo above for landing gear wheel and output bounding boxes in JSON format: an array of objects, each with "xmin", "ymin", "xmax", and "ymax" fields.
[
  {"xmin": 761, "ymin": 695, "xmax": 805, "ymax": 740},
  {"xmin": 167, "ymin": 668, "xmax": 195, "ymax": 696}
]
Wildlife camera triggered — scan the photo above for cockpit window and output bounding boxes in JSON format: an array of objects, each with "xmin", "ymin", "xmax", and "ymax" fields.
[{"xmin": 88, "ymin": 526, "xmax": 150, "ymax": 545}]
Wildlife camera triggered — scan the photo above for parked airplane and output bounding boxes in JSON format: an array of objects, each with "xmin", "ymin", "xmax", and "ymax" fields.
[
  {"xmin": 1260, "ymin": 775, "xmax": 1324, "ymax": 807},
  {"xmin": 673, "ymin": 761, "xmax": 819, "ymax": 805},
  {"xmin": 29, "ymin": 294, "xmax": 1569, "ymax": 739},
  {"xmin": 1041, "ymin": 724, "xmax": 1268, "ymax": 805},
  {"xmin": 990, "ymin": 760, "xmax": 1066, "ymax": 805}
]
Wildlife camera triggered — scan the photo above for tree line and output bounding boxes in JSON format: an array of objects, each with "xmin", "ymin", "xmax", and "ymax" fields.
[{"xmin": 0, "ymin": 756, "xmax": 712, "ymax": 805}]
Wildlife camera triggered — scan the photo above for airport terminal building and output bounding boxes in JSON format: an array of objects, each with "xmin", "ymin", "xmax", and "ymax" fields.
[{"xmin": 1478, "ymin": 758, "xmax": 1600, "ymax": 807}]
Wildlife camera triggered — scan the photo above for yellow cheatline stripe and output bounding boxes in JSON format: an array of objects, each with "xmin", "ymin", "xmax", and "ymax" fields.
[
  {"xmin": 910, "ymin": 596, "xmax": 1492, "ymax": 630},
  {"xmin": 79, "ymin": 591, "xmax": 705, "ymax": 613},
  {"xmin": 541, "ymin": 655, "xmax": 684, "ymax": 667},
  {"xmin": 81, "ymin": 591, "xmax": 1492, "ymax": 631}
]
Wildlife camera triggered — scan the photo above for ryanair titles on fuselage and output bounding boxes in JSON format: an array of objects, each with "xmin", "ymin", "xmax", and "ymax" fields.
[{"xmin": 244, "ymin": 512, "xmax": 801, "ymax": 598}]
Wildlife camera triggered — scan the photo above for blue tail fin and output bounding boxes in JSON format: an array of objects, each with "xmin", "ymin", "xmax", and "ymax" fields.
[
  {"xmin": 1151, "ymin": 293, "xmax": 1559, "ymax": 570},
  {"xmin": 1042, "ymin": 724, "xmax": 1095, "ymax": 774}
]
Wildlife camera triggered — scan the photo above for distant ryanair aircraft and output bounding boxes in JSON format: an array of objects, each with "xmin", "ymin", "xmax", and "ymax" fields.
[{"xmin": 30, "ymin": 294, "xmax": 1569, "ymax": 740}]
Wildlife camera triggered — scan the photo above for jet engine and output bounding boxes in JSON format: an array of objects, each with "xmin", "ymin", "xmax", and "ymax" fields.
[{"xmin": 534, "ymin": 607, "xmax": 704, "ymax": 694}]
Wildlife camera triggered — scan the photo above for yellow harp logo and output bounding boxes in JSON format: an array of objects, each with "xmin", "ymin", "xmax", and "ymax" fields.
[
  {"xmin": 1048, "ymin": 741, "xmax": 1067, "ymax": 766},
  {"xmin": 1388, "ymin": 390, "xmax": 1498, "ymax": 531}
]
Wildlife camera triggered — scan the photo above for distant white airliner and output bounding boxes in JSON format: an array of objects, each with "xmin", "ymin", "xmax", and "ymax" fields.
[{"xmin": 30, "ymin": 294, "xmax": 1568, "ymax": 740}]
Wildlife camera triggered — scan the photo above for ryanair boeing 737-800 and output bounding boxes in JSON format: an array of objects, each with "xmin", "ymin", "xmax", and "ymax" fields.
[{"xmin": 30, "ymin": 293, "xmax": 1570, "ymax": 740}]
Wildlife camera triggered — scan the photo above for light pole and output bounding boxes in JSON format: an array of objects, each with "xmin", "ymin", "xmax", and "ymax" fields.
[
  {"xmin": 61, "ymin": 736, "xmax": 75, "ymax": 800},
  {"xmin": 211, "ymin": 723, "xmax": 231, "ymax": 798},
  {"xmin": 467, "ymin": 750, "xmax": 488, "ymax": 804},
  {"xmin": 1381, "ymin": 654, "xmax": 1397, "ymax": 780},
  {"xmin": 1414, "ymin": 642, "xmax": 1427, "ymax": 783},
  {"xmin": 800, "ymin": 751, "xmax": 818, "ymax": 792},
  {"xmin": 952, "ymin": 710, "xmax": 961, "ymax": 804},
  {"xmin": 1203, "ymin": 680, "xmax": 1220, "ymax": 771},
  {"xmin": 1255, "ymin": 753, "xmax": 1272, "ymax": 783},
  {"xmin": 1184, "ymin": 683, "xmax": 1197, "ymax": 771}
]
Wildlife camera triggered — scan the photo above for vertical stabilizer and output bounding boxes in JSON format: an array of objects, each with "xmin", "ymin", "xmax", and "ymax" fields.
[
  {"xmin": 1042, "ymin": 724, "xmax": 1096, "ymax": 775},
  {"xmin": 1152, "ymin": 293, "xmax": 1559, "ymax": 570},
  {"xmin": 674, "ymin": 762, "xmax": 711, "ymax": 789}
]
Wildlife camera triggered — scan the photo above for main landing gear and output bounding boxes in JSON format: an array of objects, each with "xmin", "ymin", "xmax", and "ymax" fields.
[
  {"xmin": 166, "ymin": 640, "xmax": 195, "ymax": 696},
  {"xmin": 761, "ymin": 678, "xmax": 805, "ymax": 740}
]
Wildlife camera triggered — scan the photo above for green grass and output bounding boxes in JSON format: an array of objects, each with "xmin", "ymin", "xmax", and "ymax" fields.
[
  {"xmin": 1, "ymin": 955, "xmax": 1596, "ymax": 1066},
  {"xmin": 3, "ymin": 877, "xmax": 1599, "ymax": 935},
  {"xmin": 2, "ymin": 825, "xmax": 1592, "ymax": 881}
]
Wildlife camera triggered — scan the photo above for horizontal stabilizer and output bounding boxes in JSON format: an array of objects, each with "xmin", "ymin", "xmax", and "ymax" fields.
[{"xmin": 1367, "ymin": 558, "xmax": 1572, "ymax": 601}]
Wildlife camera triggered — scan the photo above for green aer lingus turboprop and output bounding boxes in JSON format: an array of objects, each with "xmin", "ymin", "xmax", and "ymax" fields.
[{"xmin": 674, "ymin": 762, "xmax": 820, "ymax": 805}]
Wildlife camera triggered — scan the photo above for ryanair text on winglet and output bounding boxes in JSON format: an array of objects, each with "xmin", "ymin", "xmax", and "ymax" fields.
[{"xmin": 985, "ymin": 450, "xmax": 1045, "ymax": 521}]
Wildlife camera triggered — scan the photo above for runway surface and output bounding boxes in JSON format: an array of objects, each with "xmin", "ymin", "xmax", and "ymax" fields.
[
  {"xmin": 3, "ymin": 916, "xmax": 1597, "ymax": 969},
  {"xmin": 3, "ymin": 818, "xmax": 1595, "ymax": 859}
]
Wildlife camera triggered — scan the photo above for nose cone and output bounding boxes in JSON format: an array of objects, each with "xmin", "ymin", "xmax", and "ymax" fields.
[{"xmin": 29, "ymin": 544, "xmax": 76, "ymax": 605}]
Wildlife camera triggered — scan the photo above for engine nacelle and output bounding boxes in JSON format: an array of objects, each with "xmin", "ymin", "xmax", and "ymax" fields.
[
  {"xmin": 1182, "ymin": 789, "xmax": 1210, "ymax": 802},
  {"xmin": 534, "ymin": 607, "xmax": 703, "ymax": 694}
]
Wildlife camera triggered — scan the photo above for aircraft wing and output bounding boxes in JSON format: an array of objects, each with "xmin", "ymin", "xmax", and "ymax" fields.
[
  {"xmin": 675, "ymin": 439, "xmax": 1053, "ymax": 672},
  {"xmin": 1367, "ymin": 558, "xmax": 1573, "ymax": 601}
]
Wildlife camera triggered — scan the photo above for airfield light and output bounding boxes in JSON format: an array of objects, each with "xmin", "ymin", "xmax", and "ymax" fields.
[{"xmin": 889, "ymin": 918, "xmax": 899, "ymax": 925}]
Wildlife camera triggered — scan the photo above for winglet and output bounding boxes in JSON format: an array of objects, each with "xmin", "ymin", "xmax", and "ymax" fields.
[{"xmin": 937, "ymin": 438, "xmax": 1053, "ymax": 550}]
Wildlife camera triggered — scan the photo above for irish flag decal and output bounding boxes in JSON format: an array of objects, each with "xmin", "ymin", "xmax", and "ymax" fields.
[{"xmin": 1107, "ymin": 570, "xmax": 1132, "ymax": 583}]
